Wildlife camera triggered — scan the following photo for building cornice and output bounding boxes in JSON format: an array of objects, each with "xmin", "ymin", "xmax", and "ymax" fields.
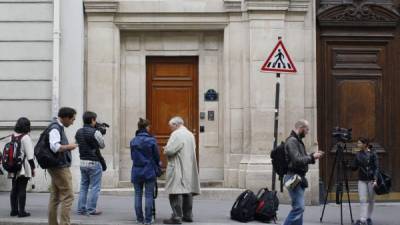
[
  {"xmin": 84, "ymin": 0, "xmax": 119, "ymax": 13},
  {"xmin": 243, "ymin": 0, "xmax": 310, "ymax": 13},
  {"xmin": 224, "ymin": 0, "xmax": 242, "ymax": 12},
  {"xmin": 83, "ymin": 0, "xmax": 310, "ymax": 17}
]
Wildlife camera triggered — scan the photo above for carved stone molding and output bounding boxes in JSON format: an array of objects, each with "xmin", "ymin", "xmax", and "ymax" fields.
[
  {"xmin": 318, "ymin": 0, "xmax": 400, "ymax": 27},
  {"xmin": 84, "ymin": 0, "xmax": 119, "ymax": 13},
  {"xmin": 243, "ymin": 0, "xmax": 310, "ymax": 13},
  {"xmin": 224, "ymin": 0, "xmax": 242, "ymax": 12}
]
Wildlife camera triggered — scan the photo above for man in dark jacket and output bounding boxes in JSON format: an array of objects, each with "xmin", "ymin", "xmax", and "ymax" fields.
[
  {"xmin": 75, "ymin": 111, "xmax": 105, "ymax": 216},
  {"xmin": 48, "ymin": 107, "xmax": 78, "ymax": 225},
  {"xmin": 283, "ymin": 119, "xmax": 324, "ymax": 225}
]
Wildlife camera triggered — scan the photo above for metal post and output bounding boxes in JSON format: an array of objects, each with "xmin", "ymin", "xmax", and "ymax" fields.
[
  {"xmin": 271, "ymin": 72, "xmax": 281, "ymax": 191},
  {"xmin": 271, "ymin": 36, "xmax": 282, "ymax": 192}
]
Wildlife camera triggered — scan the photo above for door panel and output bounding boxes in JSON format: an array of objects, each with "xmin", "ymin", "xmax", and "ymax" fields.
[
  {"xmin": 146, "ymin": 56, "xmax": 199, "ymax": 170},
  {"xmin": 316, "ymin": 0, "xmax": 400, "ymax": 199},
  {"xmin": 318, "ymin": 40, "xmax": 389, "ymax": 189}
]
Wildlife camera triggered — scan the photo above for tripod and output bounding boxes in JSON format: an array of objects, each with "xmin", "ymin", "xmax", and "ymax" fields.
[
  {"xmin": 153, "ymin": 182, "xmax": 158, "ymax": 221},
  {"xmin": 320, "ymin": 142, "xmax": 354, "ymax": 225}
]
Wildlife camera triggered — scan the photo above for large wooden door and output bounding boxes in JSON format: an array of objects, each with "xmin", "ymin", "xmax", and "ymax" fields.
[
  {"xmin": 146, "ymin": 56, "xmax": 199, "ymax": 170},
  {"xmin": 317, "ymin": 0, "xmax": 400, "ymax": 199}
]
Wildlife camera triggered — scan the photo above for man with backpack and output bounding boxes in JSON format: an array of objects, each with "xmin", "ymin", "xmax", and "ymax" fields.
[
  {"xmin": 47, "ymin": 107, "xmax": 78, "ymax": 225},
  {"xmin": 283, "ymin": 119, "xmax": 323, "ymax": 225}
]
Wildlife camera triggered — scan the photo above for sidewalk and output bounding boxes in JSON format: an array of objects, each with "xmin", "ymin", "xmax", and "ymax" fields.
[{"xmin": 0, "ymin": 192, "xmax": 399, "ymax": 225}]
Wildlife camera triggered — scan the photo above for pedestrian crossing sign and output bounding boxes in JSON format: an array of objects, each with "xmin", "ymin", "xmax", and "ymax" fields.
[{"xmin": 260, "ymin": 39, "xmax": 297, "ymax": 73}]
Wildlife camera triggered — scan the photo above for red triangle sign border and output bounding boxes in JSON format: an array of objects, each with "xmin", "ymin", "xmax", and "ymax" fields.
[{"xmin": 260, "ymin": 39, "xmax": 297, "ymax": 73}]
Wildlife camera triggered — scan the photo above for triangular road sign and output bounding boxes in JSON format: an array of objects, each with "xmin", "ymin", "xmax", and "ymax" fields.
[{"xmin": 261, "ymin": 39, "xmax": 297, "ymax": 73}]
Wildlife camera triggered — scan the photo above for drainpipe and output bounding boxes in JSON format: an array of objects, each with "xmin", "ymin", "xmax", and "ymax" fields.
[{"xmin": 52, "ymin": 0, "xmax": 61, "ymax": 117}]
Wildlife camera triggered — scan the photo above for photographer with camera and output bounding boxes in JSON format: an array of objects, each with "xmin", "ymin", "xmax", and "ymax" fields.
[
  {"xmin": 350, "ymin": 137, "xmax": 378, "ymax": 225},
  {"xmin": 283, "ymin": 119, "xmax": 324, "ymax": 225},
  {"xmin": 75, "ymin": 111, "xmax": 106, "ymax": 216}
]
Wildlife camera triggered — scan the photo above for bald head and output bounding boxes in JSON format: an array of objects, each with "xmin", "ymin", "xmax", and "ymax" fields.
[
  {"xmin": 294, "ymin": 119, "xmax": 309, "ymax": 138},
  {"xmin": 295, "ymin": 119, "xmax": 309, "ymax": 129}
]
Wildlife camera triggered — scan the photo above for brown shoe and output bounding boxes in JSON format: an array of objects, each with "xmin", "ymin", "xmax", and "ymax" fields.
[
  {"xmin": 163, "ymin": 218, "xmax": 182, "ymax": 224},
  {"xmin": 89, "ymin": 210, "xmax": 102, "ymax": 215}
]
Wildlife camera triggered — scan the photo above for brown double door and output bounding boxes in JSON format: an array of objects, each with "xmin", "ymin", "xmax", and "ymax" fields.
[
  {"xmin": 317, "ymin": 26, "xmax": 400, "ymax": 195},
  {"xmin": 146, "ymin": 56, "xmax": 199, "ymax": 170}
]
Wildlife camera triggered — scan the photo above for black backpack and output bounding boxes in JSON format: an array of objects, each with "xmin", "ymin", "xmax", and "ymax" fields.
[
  {"xmin": 255, "ymin": 188, "xmax": 279, "ymax": 223},
  {"xmin": 2, "ymin": 134, "xmax": 25, "ymax": 173},
  {"xmin": 34, "ymin": 124, "xmax": 60, "ymax": 169},
  {"xmin": 270, "ymin": 141, "xmax": 288, "ymax": 191},
  {"xmin": 231, "ymin": 190, "xmax": 258, "ymax": 222}
]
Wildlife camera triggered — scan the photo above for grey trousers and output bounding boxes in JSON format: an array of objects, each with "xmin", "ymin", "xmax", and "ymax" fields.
[
  {"xmin": 358, "ymin": 180, "xmax": 375, "ymax": 222},
  {"xmin": 168, "ymin": 194, "xmax": 193, "ymax": 220}
]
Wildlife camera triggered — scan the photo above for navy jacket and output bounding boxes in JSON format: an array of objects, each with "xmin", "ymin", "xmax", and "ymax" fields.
[
  {"xmin": 130, "ymin": 130, "xmax": 160, "ymax": 183},
  {"xmin": 351, "ymin": 149, "xmax": 379, "ymax": 181}
]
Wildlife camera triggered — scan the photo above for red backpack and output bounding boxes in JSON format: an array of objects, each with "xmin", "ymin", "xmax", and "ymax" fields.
[{"xmin": 1, "ymin": 134, "xmax": 25, "ymax": 173}]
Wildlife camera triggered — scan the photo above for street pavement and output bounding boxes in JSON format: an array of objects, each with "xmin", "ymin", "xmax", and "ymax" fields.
[{"xmin": 0, "ymin": 192, "xmax": 399, "ymax": 225}]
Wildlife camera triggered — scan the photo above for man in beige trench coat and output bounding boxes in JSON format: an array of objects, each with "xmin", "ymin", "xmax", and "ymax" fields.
[{"xmin": 163, "ymin": 116, "xmax": 200, "ymax": 224}]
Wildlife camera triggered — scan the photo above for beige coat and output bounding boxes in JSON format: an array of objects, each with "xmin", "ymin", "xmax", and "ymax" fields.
[{"xmin": 164, "ymin": 126, "xmax": 200, "ymax": 195}]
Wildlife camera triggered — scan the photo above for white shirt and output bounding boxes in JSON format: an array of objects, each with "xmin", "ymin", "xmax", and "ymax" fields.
[
  {"xmin": 49, "ymin": 119, "xmax": 65, "ymax": 153},
  {"xmin": 94, "ymin": 130, "xmax": 105, "ymax": 149}
]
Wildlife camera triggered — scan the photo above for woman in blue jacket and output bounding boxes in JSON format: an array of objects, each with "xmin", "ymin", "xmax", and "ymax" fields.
[{"xmin": 130, "ymin": 118, "xmax": 161, "ymax": 225}]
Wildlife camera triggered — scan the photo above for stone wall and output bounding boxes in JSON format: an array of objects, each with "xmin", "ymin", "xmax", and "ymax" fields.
[
  {"xmin": 0, "ymin": 0, "xmax": 84, "ymax": 193},
  {"xmin": 84, "ymin": 0, "xmax": 319, "ymax": 204}
]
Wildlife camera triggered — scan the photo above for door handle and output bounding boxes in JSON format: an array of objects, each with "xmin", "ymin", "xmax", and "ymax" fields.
[{"xmin": 192, "ymin": 129, "xmax": 197, "ymax": 133}]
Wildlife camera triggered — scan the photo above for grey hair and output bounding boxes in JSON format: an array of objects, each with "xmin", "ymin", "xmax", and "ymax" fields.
[
  {"xmin": 169, "ymin": 116, "xmax": 184, "ymax": 126},
  {"xmin": 295, "ymin": 119, "xmax": 309, "ymax": 129}
]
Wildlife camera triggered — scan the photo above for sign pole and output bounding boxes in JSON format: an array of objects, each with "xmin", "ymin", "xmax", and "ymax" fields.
[
  {"xmin": 261, "ymin": 36, "xmax": 296, "ymax": 191},
  {"xmin": 271, "ymin": 36, "xmax": 283, "ymax": 192},
  {"xmin": 271, "ymin": 72, "xmax": 281, "ymax": 191}
]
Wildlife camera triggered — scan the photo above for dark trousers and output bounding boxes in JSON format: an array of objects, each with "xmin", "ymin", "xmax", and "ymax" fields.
[
  {"xmin": 168, "ymin": 194, "xmax": 193, "ymax": 220},
  {"xmin": 10, "ymin": 176, "xmax": 29, "ymax": 213}
]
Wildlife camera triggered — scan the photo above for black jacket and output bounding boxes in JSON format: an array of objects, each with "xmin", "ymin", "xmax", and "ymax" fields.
[
  {"xmin": 285, "ymin": 130, "xmax": 315, "ymax": 177},
  {"xmin": 75, "ymin": 125, "xmax": 101, "ymax": 161},
  {"xmin": 49, "ymin": 122, "xmax": 71, "ymax": 168},
  {"xmin": 350, "ymin": 150, "xmax": 379, "ymax": 181}
]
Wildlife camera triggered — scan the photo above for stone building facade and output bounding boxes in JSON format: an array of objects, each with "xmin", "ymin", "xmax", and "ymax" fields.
[
  {"xmin": 84, "ymin": 0, "xmax": 319, "ymax": 204},
  {"xmin": 0, "ymin": 0, "xmax": 320, "ymax": 205}
]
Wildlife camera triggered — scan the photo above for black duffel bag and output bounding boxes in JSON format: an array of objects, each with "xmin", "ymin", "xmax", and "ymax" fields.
[
  {"xmin": 231, "ymin": 190, "xmax": 257, "ymax": 222},
  {"xmin": 374, "ymin": 170, "xmax": 391, "ymax": 195}
]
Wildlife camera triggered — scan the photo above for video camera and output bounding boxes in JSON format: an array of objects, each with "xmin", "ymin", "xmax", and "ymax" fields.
[
  {"xmin": 332, "ymin": 127, "xmax": 352, "ymax": 143},
  {"xmin": 95, "ymin": 122, "xmax": 110, "ymax": 135}
]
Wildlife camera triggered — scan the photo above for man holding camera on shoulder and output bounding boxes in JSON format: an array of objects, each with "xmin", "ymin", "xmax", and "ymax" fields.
[
  {"xmin": 283, "ymin": 119, "xmax": 324, "ymax": 225},
  {"xmin": 75, "ymin": 111, "xmax": 106, "ymax": 216}
]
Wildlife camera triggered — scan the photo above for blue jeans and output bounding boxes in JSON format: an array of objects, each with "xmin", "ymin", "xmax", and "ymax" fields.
[
  {"xmin": 283, "ymin": 174, "xmax": 305, "ymax": 225},
  {"xmin": 77, "ymin": 161, "xmax": 102, "ymax": 214},
  {"xmin": 133, "ymin": 180, "xmax": 155, "ymax": 224}
]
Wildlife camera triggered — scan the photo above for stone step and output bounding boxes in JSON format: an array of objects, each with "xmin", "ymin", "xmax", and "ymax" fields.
[
  {"xmin": 118, "ymin": 180, "xmax": 224, "ymax": 188},
  {"xmin": 101, "ymin": 187, "xmax": 245, "ymax": 201}
]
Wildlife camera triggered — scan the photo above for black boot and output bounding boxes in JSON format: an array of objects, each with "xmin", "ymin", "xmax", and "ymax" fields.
[
  {"xmin": 163, "ymin": 217, "xmax": 182, "ymax": 224},
  {"xmin": 10, "ymin": 185, "xmax": 18, "ymax": 216},
  {"xmin": 17, "ymin": 191, "xmax": 30, "ymax": 217},
  {"xmin": 18, "ymin": 212, "xmax": 30, "ymax": 218}
]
